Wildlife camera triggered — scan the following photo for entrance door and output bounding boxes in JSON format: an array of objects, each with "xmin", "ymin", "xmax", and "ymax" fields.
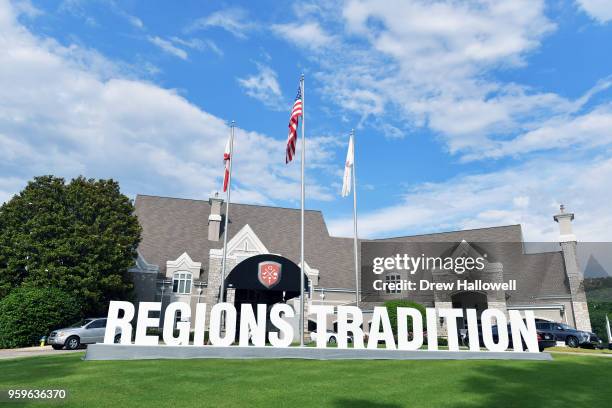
[
  {"xmin": 224, "ymin": 254, "xmax": 309, "ymax": 343},
  {"xmin": 233, "ymin": 289, "xmax": 298, "ymax": 342}
]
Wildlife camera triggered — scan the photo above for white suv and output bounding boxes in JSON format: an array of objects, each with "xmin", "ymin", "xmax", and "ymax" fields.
[
  {"xmin": 309, "ymin": 331, "xmax": 353, "ymax": 345},
  {"xmin": 47, "ymin": 318, "xmax": 120, "ymax": 350}
]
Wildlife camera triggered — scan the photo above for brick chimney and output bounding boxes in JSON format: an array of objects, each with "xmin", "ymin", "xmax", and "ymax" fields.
[
  {"xmin": 208, "ymin": 193, "xmax": 224, "ymax": 241},
  {"xmin": 554, "ymin": 205, "xmax": 591, "ymax": 332}
]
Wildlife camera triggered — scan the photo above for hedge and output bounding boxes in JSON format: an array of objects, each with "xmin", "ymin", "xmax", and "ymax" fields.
[
  {"xmin": 384, "ymin": 300, "xmax": 427, "ymax": 335},
  {"xmin": 0, "ymin": 287, "xmax": 81, "ymax": 348}
]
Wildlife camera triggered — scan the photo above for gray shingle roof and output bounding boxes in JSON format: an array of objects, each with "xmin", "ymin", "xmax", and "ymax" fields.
[
  {"xmin": 134, "ymin": 194, "xmax": 570, "ymax": 299},
  {"xmin": 134, "ymin": 194, "xmax": 355, "ymax": 288}
]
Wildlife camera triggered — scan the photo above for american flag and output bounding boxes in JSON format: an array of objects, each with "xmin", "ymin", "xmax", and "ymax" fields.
[{"xmin": 286, "ymin": 83, "xmax": 303, "ymax": 163}]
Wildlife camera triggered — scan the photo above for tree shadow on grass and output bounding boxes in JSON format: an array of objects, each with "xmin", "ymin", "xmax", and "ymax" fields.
[
  {"xmin": 334, "ymin": 399, "xmax": 402, "ymax": 408},
  {"xmin": 0, "ymin": 353, "xmax": 84, "ymax": 385},
  {"xmin": 446, "ymin": 356, "xmax": 612, "ymax": 408}
]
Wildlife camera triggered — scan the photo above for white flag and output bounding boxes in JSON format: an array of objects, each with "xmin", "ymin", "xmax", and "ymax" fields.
[{"xmin": 341, "ymin": 134, "xmax": 354, "ymax": 197}]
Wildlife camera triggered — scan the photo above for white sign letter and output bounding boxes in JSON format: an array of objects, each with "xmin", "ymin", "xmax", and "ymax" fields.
[
  {"xmin": 426, "ymin": 308, "xmax": 438, "ymax": 350},
  {"xmin": 337, "ymin": 306, "xmax": 364, "ymax": 349},
  {"xmin": 104, "ymin": 301, "xmax": 134, "ymax": 344},
  {"xmin": 193, "ymin": 303, "xmax": 207, "ymax": 346},
  {"xmin": 466, "ymin": 309, "xmax": 480, "ymax": 351},
  {"xmin": 209, "ymin": 303, "xmax": 237, "ymax": 346},
  {"xmin": 509, "ymin": 310, "xmax": 539, "ymax": 352},
  {"xmin": 163, "ymin": 302, "xmax": 191, "ymax": 346},
  {"xmin": 481, "ymin": 309, "xmax": 508, "ymax": 352},
  {"xmin": 397, "ymin": 308, "xmax": 423, "ymax": 351},
  {"xmin": 309, "ymin": 305, "xmax": 334, "ymax": 348},
  {"xmin": 438, "ymin": 308, "xmax": 463, "ymax": 351},
  {"xmin": 367, "ymin": 307, "xmax": 396, "ymax": 349},
  {"xmin": 269, "ymin": 303, "xmax": 295, "ymax": 347},
  {"xmin": 239, "ymin": 304, "xmax": 267, "ymax": 347},
  {"xmin": 134, "ymin": 302, "xmax": 161, "ymax": 345}
]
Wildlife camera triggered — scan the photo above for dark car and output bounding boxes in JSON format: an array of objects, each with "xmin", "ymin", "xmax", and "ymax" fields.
[
  {"xmin": 535, "ymin": 320, "xmax": 603, "ymax": 348},
  {"xmin": 467, "ymin": 324, "xmax": 556, "ymax": 352}
]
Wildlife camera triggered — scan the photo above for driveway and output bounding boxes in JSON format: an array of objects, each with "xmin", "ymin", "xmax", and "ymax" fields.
[{"xmin": 0, "ymin": 346, "xmax": 81, "ymax": 360}]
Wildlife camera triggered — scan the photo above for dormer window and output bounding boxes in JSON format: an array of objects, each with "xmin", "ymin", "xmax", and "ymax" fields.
[{"xmin": 172, "ymin": 272, "xmax": 192, "ymax": 294}]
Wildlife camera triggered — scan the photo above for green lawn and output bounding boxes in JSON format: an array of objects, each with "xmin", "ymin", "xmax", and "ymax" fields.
[
  {"xmin": 1, "ymin": 352, "xmax": 611, "ymax": 407},
  {"xmin": 549, "ymin": 346, "xmax": 612, "ymax": 355}
]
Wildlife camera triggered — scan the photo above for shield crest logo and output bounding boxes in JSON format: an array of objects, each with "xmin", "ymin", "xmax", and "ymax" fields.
[{"xmin": 258, "ymin": 261, "xmax": 282, "ymax": 288}]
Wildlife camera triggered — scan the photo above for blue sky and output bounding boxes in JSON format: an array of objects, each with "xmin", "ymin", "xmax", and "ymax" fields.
[{"xmin": 1, "ymin": 0, "xmax": 612, "ymax": 241}]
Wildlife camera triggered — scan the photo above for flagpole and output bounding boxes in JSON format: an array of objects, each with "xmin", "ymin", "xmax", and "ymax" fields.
[
  {"xmin": 220, "ymin": 121, "xmax": 235, "ymax": 303},
  {"xmin": 606, "ymin": 314, "xmax": 611, "ymax": 344},
  {"xmin": 351, "ymin": 129, "xmax": 359, "ymax": 307},
  {"xmin": 299, "ymin": 74, "xmax": 305, "ymax": 347}
]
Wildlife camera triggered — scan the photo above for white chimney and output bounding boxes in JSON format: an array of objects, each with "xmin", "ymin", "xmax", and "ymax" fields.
[{"xmin": 553, "ymin": 204, "xmax": 576, "ymax": 242}]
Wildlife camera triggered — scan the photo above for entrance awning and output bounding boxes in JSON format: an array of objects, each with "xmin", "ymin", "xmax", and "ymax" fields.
[{"xmin": 225, "ymin": 254, "xmax": 309, "ymax": 292}]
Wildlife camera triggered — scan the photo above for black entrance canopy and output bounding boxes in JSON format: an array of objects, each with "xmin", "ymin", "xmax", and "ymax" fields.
[{"xmin": 225, "ymin": 254, "xmax": 309, "ymax": 292}]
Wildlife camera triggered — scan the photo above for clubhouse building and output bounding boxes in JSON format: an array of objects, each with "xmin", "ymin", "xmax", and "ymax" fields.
[{"xmin": 129, "ymin": 194, "xmax": 592, "ymax": 339}]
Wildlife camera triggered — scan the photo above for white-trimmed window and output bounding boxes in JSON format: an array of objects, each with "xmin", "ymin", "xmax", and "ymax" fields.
[
  {"xmin": 172, "ymin": 272, "xmax": 192, "ymax": 294},
  {"xmin": 385, "ymin": 274, "xmax": 401, "ymax": 294}
]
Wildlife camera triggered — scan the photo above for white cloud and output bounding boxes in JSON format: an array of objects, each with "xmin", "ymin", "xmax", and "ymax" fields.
[
  {"xmin": 237, "ymin": 64, "xmax": 285, "ymax": 111},
  {"xmin": 186, "ymin": 8, "xmax": 253, "ymax": 39},
  {"xmin": 463, "ymin": 103, "xmax": 612, "ymax": 161},
  {"xmin": 271, "ymin": 22, "xmax": 334, "ymax": 50},
  {"xmin": 290, "ymin": 1, "xmax": 612, "ymax": 242},
  {"xmin": 114, "ymin": 8, "xmax": 143, "ymax": 29},
  {"xmin": 0, "ymin": 0, "xmax": 335, "ymax": 206},
  {"xmin": 278, "ymin": 0, "xmax": 570, "ymax": 158},
  {"xmin": 59, "ymin": 0, "xmax": 144, "ymax": 29},
  {"xmin": 329, "ymin": 156, "xmax": 612, "ymax": 241},
  {"xmin": 11, "ymin": 0, "xmax": 41, "ymax": 17},
  {"xmin": 170, "ymin": 36, "xmax": 224, "ymax": 57},
  {"xmin": 576, "ymin": 0, "xmax": 612, "ymax": 23},
  {"xmin": 148, "ymin": 36, "xmax": 188, "ymax": 60}
]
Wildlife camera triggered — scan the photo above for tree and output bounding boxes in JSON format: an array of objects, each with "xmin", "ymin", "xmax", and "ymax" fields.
[
  {"xmin": 0, "ymin": 175, "xmax": 141, "ymax": 315},
  {"xmin": 0, "ymin": 287, "xmax": 81, "ymax": 348},
  {"xmin": 588, "ymin": 301, "xmax": 612, "ymax": 342}
]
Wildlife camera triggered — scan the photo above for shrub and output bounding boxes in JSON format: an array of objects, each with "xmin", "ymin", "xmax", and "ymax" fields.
[
  {"xmin": 0, "ymin": 287, "xmax": 81, "ymax": 348},
  {"xmin": 384, "ymin": 300, "xmax": 427, "ymax": 336},
  {"xmin": 588, "ymin": 301, "xmax": 612, "ymax": 342}
]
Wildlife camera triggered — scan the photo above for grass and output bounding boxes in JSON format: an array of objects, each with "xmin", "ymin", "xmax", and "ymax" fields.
[
  {"xmin": 549, "ymin": 346, "xmax": 612, "ymax": 354},
  {"xmin": 0, "ymin": 352, "xmax": 611, "ymax": 407}
]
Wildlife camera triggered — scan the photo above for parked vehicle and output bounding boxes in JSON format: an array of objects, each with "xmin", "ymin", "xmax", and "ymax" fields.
[
  {"xmin": 467, "ymin": 323, "xmax": 556, "ymax": 352},
  {"xmin": 48, "ymin": 318, "xmax": 120, "ymax": 350},
  {"xmin": 535, "ymin": 320, "xmax": 603, "ymax": 348},
  {"xmin": 309, "ymin": 331, "xmax": 353, "ymax": 345}
]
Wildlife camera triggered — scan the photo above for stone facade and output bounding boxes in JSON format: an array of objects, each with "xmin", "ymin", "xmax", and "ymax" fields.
[{"xmin": 129, "ymin": 195, "xmax": 593, "ymax": 340}]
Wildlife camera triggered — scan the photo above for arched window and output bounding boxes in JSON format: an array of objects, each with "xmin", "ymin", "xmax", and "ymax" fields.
[{"xmin": 172, "ymin": 272, "xmax": 192, "ymax": 294}]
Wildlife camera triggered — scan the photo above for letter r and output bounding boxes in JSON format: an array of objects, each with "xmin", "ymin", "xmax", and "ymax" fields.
[{"xmin": 104, "ymin": 301, "xmax": 134, "ymax": 344}]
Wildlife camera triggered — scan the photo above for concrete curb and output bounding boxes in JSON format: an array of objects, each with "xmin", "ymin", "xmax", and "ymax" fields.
[{"xmin": 84, "ymin": 344, "xmax": 553, "ymax": 361}]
